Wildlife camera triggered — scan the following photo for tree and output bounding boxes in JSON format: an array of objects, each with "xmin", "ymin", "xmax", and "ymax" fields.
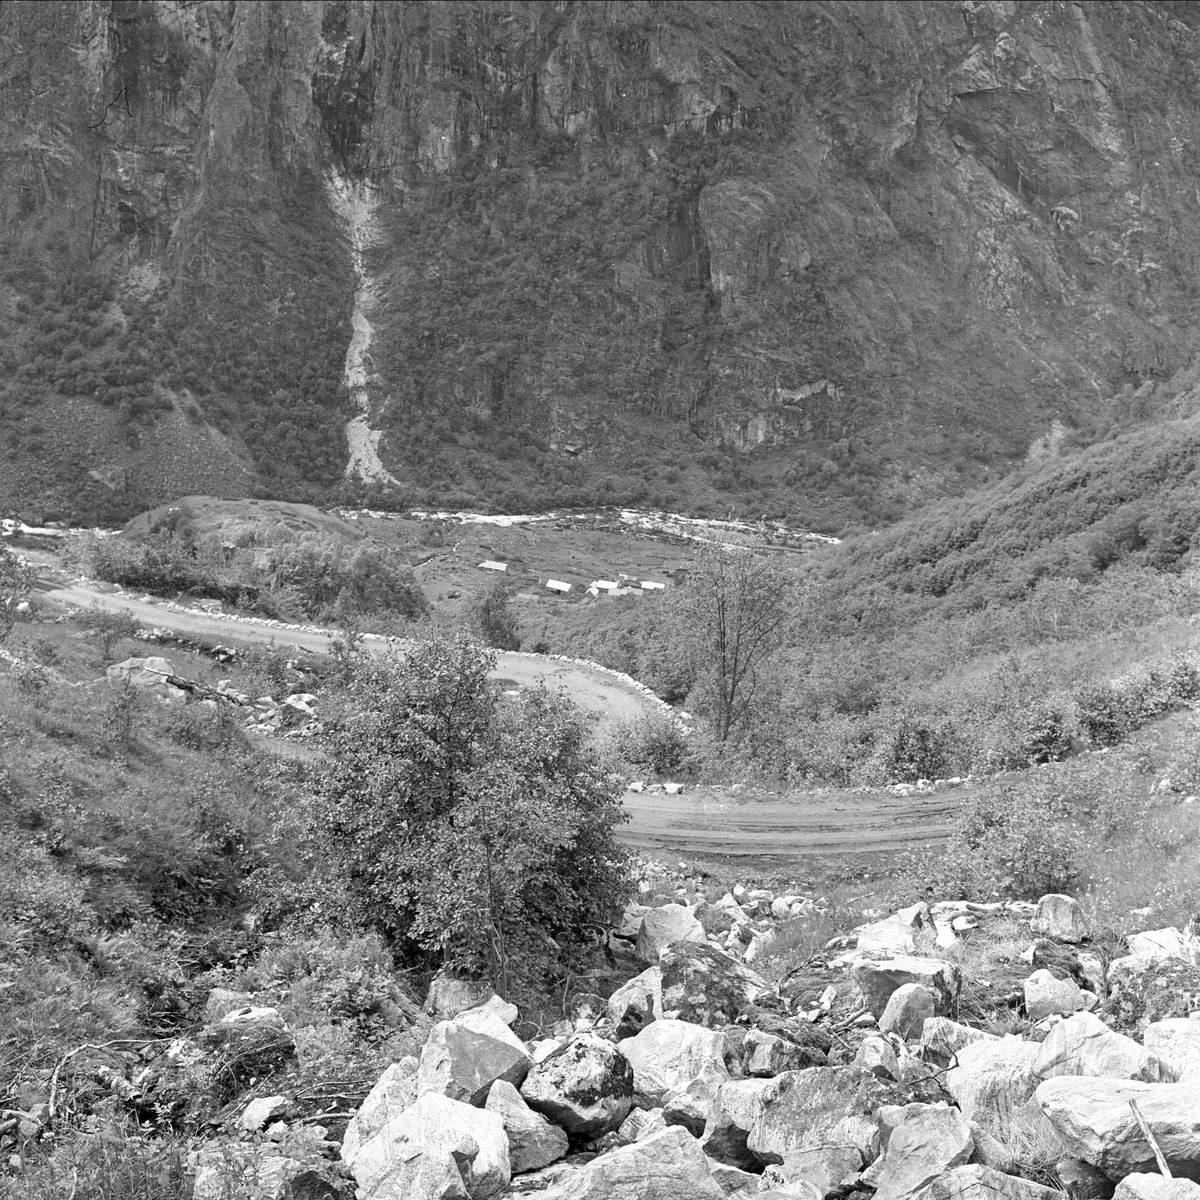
[
  {"xmin": 471, "ymin": 581, "xmax": 520, "ymax": 650},
  {"xmin": 0, "ymin": 544, "xmax": 35, "ymax": 642},
  {"xmin": 303, "ymin": 636, "xmax": 630, "ymax": 990},
  {"xmin": 670, "ymin": 544, "xmax": 794, "ymax": 741}
]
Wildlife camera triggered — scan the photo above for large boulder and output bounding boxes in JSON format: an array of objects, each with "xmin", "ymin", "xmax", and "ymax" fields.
[
  {"xmin": 945, "ymin": 1036, "xmax": 1039, "ymax": 1135},
  {"xmin": 919, "ymin": 1018, "xmax": 998, "ymax": 1069},
  {"xmin": 850, "ymin": 956, "xmax": 961, "ymax": 1019},
  {"xmin": 1025, "ymin": 968, "xmax": 1084, "ymax": 1021},
  {"xmin": 619, "ymin": 1019, "xmax": 729, "ymax": 1133},
  {"xmin": 1114, "ymin": 1176, "xmax": 1200, "ymax": 1200},
  {"xmin": 1128, "ymin": 929, "xmax": 1195, "ymax": 961},
  {"xmin": 344, "ymin": 1091, "xmax": 510, "ymax": 1200},
  {"xmin": 636, "ymin": 905, "xmax": 706, "ymax": 963},
  {"xmin": 910, "ymin": 1164, "xmax": 1063, "ymax": 1200},
  {"xmin": 520, "ymin": 1032, "xmax": 634, "ymax": 1137},
  {"xmin": 747, "ymin": 1066, "xmax": 903, "ymax": 1165},
  {"xmin": 417, "ymin": 1010, "xmax": 532, "ymax": 1105},
  {"xmin": 341, "ymin": 1059, "xmax": 420, "ymax": 1164},
  {"xmin": 1144, "ymin": 1019, "xmax": 1200, "ymax": 1081},
  {"xmin": 1032, "ymin": 1012, "xmax": 1175, "ymax": 1083},
  {"xmin": 484, "ymin": 1080, "xmax": 568, "ymax": 1175},
  {"xmin": 866, "ymin": 1103, "xmax": 975, "ymax": 1200},
  {"xmin": 659, "ymin": 943, "xmax": 767, "ymax": 1027},
  {"xmin": 608, "ymin": 967, "xmax": 663, "ymax": 1040},
  {"xmin": 740, "ymin": 1029, "xmax": 825, "ymax": 1077},
  {"xmin": 107, "ymin": 656, "xmax": 186, "ymax": 702},
  {"xmin": 1036, "ymin": 1076, "xmax": 1200, "ymax": 1180},
  {"xmin": 700, "ymin": 1078, "xmax": 773, "ymax": 1169},
  {"xmin": 1107, "ymin": 958, "xmax": 1200, "ymax": 1033},
  {"xmin": 879, "ymin": 983, "xmax": 936, "ymax": 1042},
  {"xmin": 551, "ymin": 1125, "xmax": 725, "ymax": 1200},
  {"xmin": 1030, "ymin": 894, "xmax": 1088, "ymax": 944}
]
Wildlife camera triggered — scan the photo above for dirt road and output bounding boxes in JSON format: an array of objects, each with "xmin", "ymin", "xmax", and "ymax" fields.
[{"xmin": 35, "ymin": 577, "xmax": 964, "ymax": 860}]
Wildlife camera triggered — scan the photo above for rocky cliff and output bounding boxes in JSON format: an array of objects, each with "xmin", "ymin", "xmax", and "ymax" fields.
[{"xmin": 4, "ymin": 0, "xmax": 1200, "ymax": 525}]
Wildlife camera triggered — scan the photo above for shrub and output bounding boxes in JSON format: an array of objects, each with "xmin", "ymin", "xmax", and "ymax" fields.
[
  {"xmin": 611, "ymin": 713, "xmax": 688, "ymax": 774},
  {"xmin": 77, "ymin": 605, "xmax": 141, "ymax": 661}
]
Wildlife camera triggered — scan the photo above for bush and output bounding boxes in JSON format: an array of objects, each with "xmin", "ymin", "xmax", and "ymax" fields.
[
  {"xmin": 611, "ymin": 713, "xmax": 688, "ymax": 774},
  {"xmin": 162, "ymin": 703, "xmax": 242, "ymax": 752},
  {"xmin": 77, "ymin": 605, "xmax": 141, "ymax": 661}
]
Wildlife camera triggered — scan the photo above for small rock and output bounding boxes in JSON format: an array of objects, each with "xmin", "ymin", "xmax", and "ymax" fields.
[
  {"xmin": 855, "ymin": 1035, "xmax": 899, "ymax": 1080},
  {"xmin": 239, "ymin": 1094, "xmax": 290, "ymax": 1132},
  {"xmin": 1025, "ymin": 969, "xmax": 1084, "ymax": 1021},
  {"xmin": 879, "ymin": 983, "xmax": 936, "ymax": 1042},
  {"xmin": 637, "ymin": 905, "xmax": 706, "ymax": 964},
  {"xmin": 1030, "ymin": 895, "xmax": 1088, "ymax": 944}
]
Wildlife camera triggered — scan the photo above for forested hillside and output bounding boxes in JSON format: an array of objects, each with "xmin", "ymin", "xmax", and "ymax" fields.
[{"xmin": 5, "ymin": 1, "xmax": 1200, "ymax": 525}]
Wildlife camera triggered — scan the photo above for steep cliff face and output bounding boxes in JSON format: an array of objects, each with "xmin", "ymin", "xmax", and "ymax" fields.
[{"xmin": 3, "ymin": 1, "xmax": 1200, "ymax": 525}]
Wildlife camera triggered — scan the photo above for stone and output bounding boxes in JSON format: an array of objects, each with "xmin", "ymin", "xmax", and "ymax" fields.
[
  {"xmin": 341, "ymin": 1059, "xmax": 421, "ymax": 1166},
  {"xmin": 613, "ymin": 1106, "xmax": 669, "ymax": 1145},
  {"xmin": 1030, "ymin": 894, "xmax": 1088, "ymax": 943},
  {"xmin": 1145, "ymin": 1019, "xmax": 1200, "ymax": 1080},
  {"xmin": 855, "ymin": 1035, "xmax": 899, "ymax": 1080},
  {"xmin": 1025, "ymin": 968, "xmax": 1084, "ymax": 1021},
  {"xmin": 766, "ymin": 1145, "xmax": 862, "ymax": 1197},
  {"xmin": 659, "ymin": 943, "xmax": 767, "ymax": 1027},
  {"xmin": 418, "ymin": 1011, "xmax": 533, "ymax": 1106},
  {"xmin": 879, "ymin": 983, "xmax": 936, "ymax": 1041},
  {"xmin": 608, "ymin": 967, "xmax": 663, "ymax": 1040},
  {"xmin": 1032, "ymin": 1012, "xmax": 1175, "ymax": 1083},
  {"xmin": 203, "ymin": 987, "xmax": 255, "ymax": 1023},
  {"xmin": 240, "ymin": 1094, "xmax": 291, "ymax": 1132},
  {"xmin": 919, "ymin": 1018, "xmax": 998, "ymax": 1068},
  {"xmin": 424, "ymin": 976, "xmax": 495, "ymax": 1019},
  {"xmin": 866, "ymin": 1103, "xmax": 974, "ymax": 1200},
  {"xmin": 520, "ymin": 1032, "xmax": 634, "ymax": 1137},
  {"xmin": 1129, "ymin": 929, "xmax": 1194, "ymax": 961},
  {"xmin": 945, "ymin": 1036, "xmax": 1039, "ymax": 1135},
  {"xmin": 747, "ymin": 1066, "xmax": 901, "ymax": 1165},
  {"xmin": 708, "ymin": 1161, "xmax": 760, "ymax": 1195},
  {"xmin": 1106, "ymin": 958, "xmax": 1200, "ymax": 1033},
  {"xmin": 757, "ymin": 1168, "xmax": 824, "ymax": 1200},
  {"xmin": 1036, "ymin": 1076, "xmax": 1200, "ymax": 1180},
  {"xmin": 464, "ymin": 995, "xmax": 520, "ymax": 1028},
  {"xmin": 909, "ymin": 1164, "xmax": 1063, "ymax": 1200},
  {"xmin": 107, "ymin": 656, "xmax": 186, "ymax": 702},
  {"xmin": 850, "ymin": 956, "xmax": 961, "ymax": 1019},
  {"xmin": 193, "ymin": 1143, "xmax": 354, "ymax": 1200},
  {"xmin": 551, "ymin": 1126, "xmax": 725, "ymax": 1200},
  {"xmin": 636, "ymin": 905, "xmax": 706, "ymax": 963},
  {"xmin": 743, "ymin": 1029, "xmax": 820, "ymax": 1077},
  {"xmin": 344, "ymin": 1091, "xmax": 509, "ymax": 1200},
  {"xmin": 484, "ymin": 1080, "xmax": 568, "ymax": 1175},
  {"xmin": 619, "ymin": 1019, "xmax": 729, "ymax": 1134},
  {"xmin": 700, "ymin": 1078, "xmax": 773, "ymax": 1169},
  {"xmin": 1114, "ymin": 1176, "xmax": 1200, "ymax": 1200}
]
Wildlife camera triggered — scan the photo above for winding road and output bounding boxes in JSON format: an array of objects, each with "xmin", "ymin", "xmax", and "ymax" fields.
[{"xmin": 34, "ymin": 574, "xmax": 961, "ymax": 861}]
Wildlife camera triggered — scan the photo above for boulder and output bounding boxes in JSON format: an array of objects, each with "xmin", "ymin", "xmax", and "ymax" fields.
[
  {"xmin": 761, "ymin": 1145, "xmax": 862, "ymax": 1198},
  {"xmin": 637, "ymin": 905, "xmax": 706, "ymax": 963},
  {"xmin": 204, "ymin": 988, "xmax": 255, "ymax": 1024},
  {"xmin": 1107, "ymin": 958, "xmax": 1200, "ymax": 1033},
  {"xmin": 879, "ymin": 983, "xmax": 936, "ymax": 1042},
  {"xmin": 1144, "ymin": 1019, "xmax": 1200, "ymax": 1081},
  {"xmin": 757, "ymin": 1169, "xmax": 824, "ymax": 1200},
  {"xmin": 194, "ymin": 1143, "xmax": 354, "ymax": 1200},
  {"xmin": 550, "ymin": 1125, "xmax": 725, "ymax": 1200},
  {"xmin": 619, "ymin": 1019, "xmax": 729, "ymax": 1133},
  {"xmin": 424, "ymin": 976, "xmax": 495, "ymax": 1019},
  {"xmin": 484, "ymin": 1080, "xmax": 568, "ymax": 1175},
  {"xmin": 463, "ymin": 995, "xmax": 520, "ymax": 1028},
  {"xmin": 1032, "ymin": 1012, "xmax": 1175, "ymax": 1083},
  {"xmin": 345, "ymin": 1091, "xmax": 510, "ymax": 1200},
  {"xmin": 743, "ymin": 1029, "xmax": 821, "ymax": 1077},
  {"xmin": 342, "ymin": 1059, "xmax": 420, "ymax": 1164},
  {"xmin": 1128, "ymin": 929, "xmax": 1194, "ymax": 961},
  {"xmin": 612, "ymin": 1106, "xmax": 669, "ymax": 1145},
  {"xmin": 910, "ymin": 1163, "xmax": 1063, "ymax": 1200},
  {"xmin": 700, "ymin": 1078, "xmax": 773, "ymax": 1169},
  {"xmin": 850, "ymin": 956, "xmax": 961, "ymax": 1019},
  {"xmin": 708, "ymin": 1162, "xmax": 761, "ymax": 1196},
  {"xmin": 854, "ymin": 1035, "xmax": 900, "ymax": 1080},
  {"xmin": 608, "ymin": 967, "xmax": 663, "ymax": 1039},
  {"xmin": 747, "ymin": 1066, "xmax": 901, "ymax": 1165},
  {"xmin": 866, "ymin": 1103, "xmax": 974, "ymax": 1200},
  {"xmin": 1025, "ymin": 968, "xmax": 1084, "ymax": 1021},
  {"xmin": 107, "ymin": 656, "xmax": 186, "ymax": 702},
  {"xmin": 520, "ymin": 1032, "xmax": 633, "ymax": 1137},
  {"xmin": 1036, "ymin": 1076, "xmax": 1200, "ymax": 1180},
  {"xmin": 945, "ymin": 1037, "xmax": 1039, "ymax": 1134},
  {"xmin": 418, "ymin": 1011, "xmax": 532, "ymax": 1106},
  {"xmin": 1030, "ymin": 895, "xmax": 1088, "ymax": 944},
  {"xmin": 1114, "ymin": 1176, "xmax": 1200, "ymax": 1200},
  {"xmin": 239, "ymin": 1094, "xmax": 291, "ymax": 1132},
  {"xmin": 659, "ymin": 943, "xmax": 767, "ymax": 1027},
  {"xmin": 919, "ymin": 1018, "xmax": 998, "ymax": 1069}
]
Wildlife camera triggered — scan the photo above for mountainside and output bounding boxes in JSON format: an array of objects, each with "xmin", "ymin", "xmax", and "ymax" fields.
[{"xmin": 5, "ymin": 0, "xmax": 1200, "ymax": 525}]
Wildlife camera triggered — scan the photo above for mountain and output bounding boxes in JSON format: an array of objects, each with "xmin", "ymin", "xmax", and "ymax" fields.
[{"xmin": 4, "ymin": 0, "xmax": 1200, "ymax": 526}]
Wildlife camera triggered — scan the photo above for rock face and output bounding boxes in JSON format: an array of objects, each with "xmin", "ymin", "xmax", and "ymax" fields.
[
  {"xmin": 520, "ymin": 1033, "xmax": 634, "ymax": 1137},
  {"xmin": 1036, "ymin": 1077, "xmax": 1200, "ymax": 1180},
  {"xmin": 344, "ymin": 1090, "xmax": 510, "ymax": 1200},
  {"xmin": 11, "ymin": 2, "xmax": 1200, "ymax": 521}
]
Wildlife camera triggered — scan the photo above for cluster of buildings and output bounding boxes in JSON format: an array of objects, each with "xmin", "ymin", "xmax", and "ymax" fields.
[{"xmin": 477, "ymin": 558, "xmax": 684, "ymax": 603}]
